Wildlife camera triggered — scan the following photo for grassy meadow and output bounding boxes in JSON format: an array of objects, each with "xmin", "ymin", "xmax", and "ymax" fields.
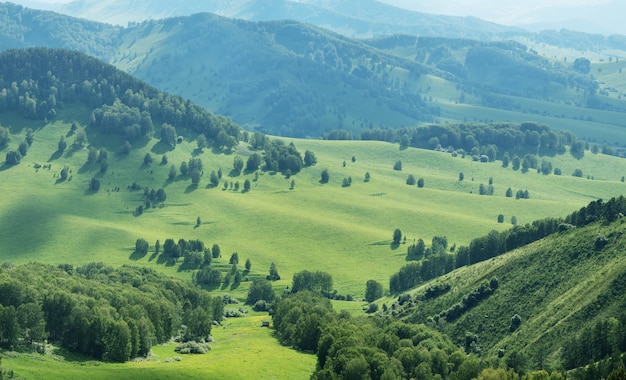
[{"xmin": 1, "ymin": 108, "xmax": 626, "ymax": 378}]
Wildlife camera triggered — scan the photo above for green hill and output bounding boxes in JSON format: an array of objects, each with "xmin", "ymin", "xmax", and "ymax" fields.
[
  {"xmin": 2, "ymin": 3, "xmax": 626, "ymax": 144},
  {"xmin": 0, "ymin": 47, "xmax": 626, "ymax": 379}
]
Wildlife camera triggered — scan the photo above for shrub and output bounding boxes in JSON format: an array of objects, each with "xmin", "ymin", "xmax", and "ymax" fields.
[{"xmin": 174, "ymin": 341, "xmax": 211, "ymax": 354}]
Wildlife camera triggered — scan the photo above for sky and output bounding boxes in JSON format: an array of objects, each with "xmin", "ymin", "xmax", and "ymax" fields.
[{"xmin": 14, "ymin": 0, "xmax": 626, "ymax": 35}]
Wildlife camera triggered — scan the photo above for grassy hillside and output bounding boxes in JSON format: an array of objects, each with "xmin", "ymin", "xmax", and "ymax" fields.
[
  {"xmin": 1, "ymin": 105, "xmax": 625, "ymax": 300},
  {"xmin": 384, "ymin": 216, "xmax": 626, "ymax": 370}
]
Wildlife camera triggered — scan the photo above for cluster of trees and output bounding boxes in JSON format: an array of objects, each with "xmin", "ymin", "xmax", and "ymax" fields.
[
  {"xmin": 390, "ymin": 196, "xmax": 626, "ymax": 293},
  {"xmin": 562, "ymin": 313, "xmax": 626, "ymax": 374},
  {"xmin": 406, "ymin": 236, "xmax": 449, "ymax": 260},
  {"xmin": 437, "ymin": 279, "xmax": 499, "ymax": 322},
  {"xmin": 272, "ymin": 291, "xmax": 541, "ymax": 379},
  {"xmin": 263, "ymin": 140, "xmax": 305, "ymax": 175},
  {"xmin": 0, "ymin": 48, "xmax": 240, "ymax": 151},
  {"xmin": 362, "ymin": 121, "xmax": 569, "ymax": 154},
  {"xmin": 0, "ymin": 262, "xmax": 223, "ymax": 362}
]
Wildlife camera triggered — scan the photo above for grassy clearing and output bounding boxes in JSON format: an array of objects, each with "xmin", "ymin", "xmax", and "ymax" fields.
[{"xmin": 3, "ymin": 314, "xmax": 315, "ymax": 379}]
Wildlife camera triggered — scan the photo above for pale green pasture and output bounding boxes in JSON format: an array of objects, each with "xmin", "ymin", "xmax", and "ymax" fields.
[
  {"xmin": 3, "ymin": 314, "xmax": 315, "ymax": 380},
  {"xmin": 1, "ymin": 112, "xmax": 625, "ymax": 300}
]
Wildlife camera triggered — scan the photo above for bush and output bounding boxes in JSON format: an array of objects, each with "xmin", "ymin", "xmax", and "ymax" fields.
[
  {"xmin": 365, "ymin": 303, "xmax": 379, "ymax": 314},
  {"xmin": 174, "ymin": 341, "xmax": 211, "ymax": 354}
]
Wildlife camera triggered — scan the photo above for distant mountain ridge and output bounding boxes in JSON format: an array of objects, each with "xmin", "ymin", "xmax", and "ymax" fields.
[
  {"xmin": 54, "ymin": 0, "xmax": 524, "ymax": 40},
  {"xmin": 2, "ymin": 2, "xmax": 626, "ymax": 143}
]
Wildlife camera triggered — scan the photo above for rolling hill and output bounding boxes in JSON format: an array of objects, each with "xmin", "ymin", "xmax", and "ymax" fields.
[
  {"xmin": 0, "ymin": 48, "xmax": 626, "ymax": 378},
  {"xmin": 2, "ymin": 3, "xmax": 626, "ymax": 144}
]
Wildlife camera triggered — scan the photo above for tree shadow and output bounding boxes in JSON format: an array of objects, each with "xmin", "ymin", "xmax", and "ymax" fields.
[
  {"xmin": 177, "ymin": 262, "xmax": 200, "ymax": 272},
  {"xmin": 230, "ymin": 282, "xmax": 240, "ymax": 291},
  {"xmin": 228, "ymin": 169, "xmax": 241, "ymax": 177},
  {"xmin": 184, "ymin": 184, "xmax": 198, "ymax": 193},
  {"xmin": 55, "ymin": 177, "xmax": 67, "ymax": 185},
  {"xmin": 192, "ymin": 148, "xmax": 203, "ymax": 157},
  {"xmin": 390, "ymin": 242, "xmax": 400, "ymax": 250},
  {"xmin": 48, "ymin": 150, "xmax": 63, "ymax": 162},
  {"xmin": 148, "ymin": 251, "xmax": 159, "ymax": 262},
  {"xmin": 0, "ymin": 163, "xmax": 14, "ymax": 172},
  {"xmin": 129, "ymin": 250, "xmax": 147, "ymax": 261},
  {"xmin": 151, "ymin": 141, "xmax": 173, "ymax": 155},
  {"xmin": 83, "ymin": 189, "xmax": 99, "ymax": 196}
]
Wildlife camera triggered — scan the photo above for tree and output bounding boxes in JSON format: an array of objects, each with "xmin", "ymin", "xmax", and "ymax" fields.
[
  {"xmin": 60, "ymin": 165, "xmax": 70, "ymax": 180},
  {"xmin": 74, "ymin": 130, "xmax": 87, "ymax": 148},
  {"xmin": 143, "ymin": 153, "xmax": 153, "ymax": 166},
  {"xmin": 246, "ymin": 279, "xmax": 275, "ymax": 305},
  {"xmin": 180, "ymin": 161, "xmax": 189, "ymax": 175},
  {"xmin": 120, "ymin": 141, "xmax": 132, "ymax": 155},
  {"xmin": 245, "ymin": 258, "xmax": 251, "ymax": 272},
  {"xmin": 190, "ymin": 169, "xmax": 201, "ymax": 185},
  {"xmin": 267, "ymin": 262, "xmax": 280, "ymax": 281},
  {"xmin": 89, "ymin": 177, "xmax": 101, "ymax": 191},
  {"xmin": 393, "ymin": 229, "xmax": 402, "ymax": 245},
  {"xmin": 18, "ymin": 141, "xmax": 28, "ymax": 157},
  {"xmin": 243, "ymin": 179, "xmax": 251, "ymax": 192},
  {"xmin": 233, "ymin": 156, "xmax": 244, "ymax": 173},
  {"xmin": 160, "ymin": 123, "xmax": 177, "ymax": 149},
  {"xmin": 246, "ymin": 153, "xmax": 262, "ymax": 172},
  {"xmin": 135, "ymin": 238, "xmax": 149, "ymax": 254},
  {"xmin": 196, "ymin": 134, "xmax": 207, "ymax": 151},
  {"xmin": 364, "ymin": 172, "xmax": 371, "ymax": 182},
  {"xmin": 211, "ymin": 244, "xmax": 221, "ymax": 258},
  {"xmin": 58, "ymin": 135, "xmax": 67, "ymax": 152},
  {"xmin": 417, "ymin": 178, "xmax": 425, "ymax": 188},
  {"xmin": 320, "ymin": 169, "xmax": 329, "ymax": 184},
  {"xmin": 572, "ymin": 168, "xmax": 583, "ymax": 177},
  {"xmin": 304, "ymin": 150, "xmax": 317, "ymax": 166},
  {"xmin": 497, "ymin": 214, "xmax": 504, "ymax": 223},
  {"xmin": 167, "ymin": 165, "xmax": 176, "ymax": 181},
  {"xmin": 209, "ymin": 170, "xmax": 219, "ymax": 186},
  {"xmin": 406, "ymin": 175, "xmax": 416, "ymax": 185},
  {"xmin": 573, "ymin": 57, "xmax": 591, "ymax": 74},
  {"xmin": 459, "ymin": 172, "xmax": 464, "ymax": 181},
  {"xmin": 393, "ymin": 160, "xmax": 402, "ymax": 171},
  {"xmin": 229, "ymin": 252, "xmax": 239, "ymax": 265},
  {"xmin": 365, "ymin": 280, "xmax": 384, "ymax": 302},
  {"xmin": 290, "ymin": 179, "xmax": 296, "ymax": 189},
  {"xmin": 511, "ymin": 216, "xmax": 518, "ymax": 225},
  {"xmin": 161, "ymin": 155, "xmax": 168, "ymax": 165},
  {"xmin": 0, "ymin": 126, "xmax": 10, "ymax": 148},
  {"xmin": 506, "ymin": 187, "xmax": 513, "ymax": 197},
  {"xmin": 5, "ymin": 151, "xmax": 21, "ymax": 165},
  {"xmin": 196, "ymin": 217, "xmax": 201, "ymax": 227},
  {"xmin": 156, "ymin": 188, "xmax": 166, "ymax": 202}
]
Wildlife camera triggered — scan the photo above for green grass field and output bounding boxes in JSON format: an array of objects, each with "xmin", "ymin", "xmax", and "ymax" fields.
[{"xmin": 1, "ymin": 108, "xmax": 626, "ymax": 378}]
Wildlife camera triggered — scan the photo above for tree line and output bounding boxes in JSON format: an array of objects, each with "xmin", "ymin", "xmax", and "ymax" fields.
[
  {"xmin": 0, "ymin": 262, "xmax": 223, "ymax": 362},
  {"xmin": 390, "ymin": 196, "xmax": 626, "ymax": 293}
]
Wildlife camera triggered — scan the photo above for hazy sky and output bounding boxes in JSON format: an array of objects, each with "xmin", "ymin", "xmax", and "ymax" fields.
[{"xmin": 14, "ymin": 0, "xmax": 626, "ymax": 35}]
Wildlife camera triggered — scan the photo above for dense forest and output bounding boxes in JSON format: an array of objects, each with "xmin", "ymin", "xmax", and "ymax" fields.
[
  {"xmin": 0, "ymin": 48, "xmax": 240, "ymax": 151},
  {"xmin": 0, "ymin": 262, "xmax": 223, "ymax": 362}
]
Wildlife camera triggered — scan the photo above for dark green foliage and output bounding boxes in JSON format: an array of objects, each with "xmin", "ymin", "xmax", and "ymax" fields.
[
  {"xmin": 4, "ymin": 151, "xmax": 20, "ymax": 165},
  {"xmin": 509, "ymin": 314, "xmax": 522, "ymax": 332},
  {"xmin": 0, "ymin": 48, "xmax": 239, "ymax": 148},
  {"xmin": 263, "ymin": 140, "xmax": 303, "ymax": 174},
  {"xmin": 89, "ymin": 177, "xmax": 101, "ymax": 191},
  {"xmin": 438, "ymin": 280, "xmax": 498, "ymax": 322},
  {"xmin": 229, "ymin": 252, "xmax": 239, "ymax": 265},
  {"xmin": 245, "ymin": 153, "xmax": 262, "ymax": 172},
  {"xmin": 17, "ymin": 141, "xmax": 28, "ymax": 157},
  {"xmin": 573, "ymin": 57, "xmax": 591, "ymax": 74},
  {"xmin": 60, "ymin": 165, "xmax": 69, "ymax": 180},
  {"xmin": 365, "ymin": 280, "xmax": 384, "ymax": 302},
  {"xmin": 304, "ymin": 150, "xmax": 317, "ymax": 166},
  {"xmin": 417, "ymin": 177, "xmax": 424, "ymax": 188},
  {"xmin": 168, "ymin": 165, "xmax": 177, "ymax": 181},
  {"xmin": 196, "ymin": 134, "xmax": 207, "ymax": 151},
  {"xmin": 246, "ymin": 279, "xmax": 275, "ymax": 305},
  {"xmin": 407, "ymin": 238, "xmax": 426, "ymax": 260},
  {"xmin": 175, "ymin": 341, "xmax": 211, "ymax": 354},
  {"xmin": 190, "ymin": 169, "xmax": 201, "ymax": 185},
  {"xmin": 143, "ymin": 153, "xmax": 153, "ymax": 166},
  {"xmin": 406, "ymin": 175, "xmax": 416, "ymax": 185},
  {"xmin": 459, "ymin": 172, "xmax": 464, "ymax": 181},
  {"xmin": 211, "ymin": 244, "xmax": 221, "ymax": 259},
  {"xmin": 135, "ymin": 239, "xmax": 149, "ymax": 255},
  {"xmin": 57, "ymin": 136, "xmax": 67, "ymax": 152},
  {"xmin": 498, "ymin": 214, "xmax": 504, "ymax": 223},
  {"xmin": 320, "ymin": 169, "xmax": 329, "ymax": 183},
  {"xmin": 393, "ymin": 160, "xmax": 402, "ymax": 171},
  {"xmin": 291, "ymin": 270, "xmax": 333, "ymax": 294},
  {"xmin": 364, "ymin": 172, "xmax": 371, "ymax": 182},
  {"xmin": 0, "ymin": 126, "xmax": 10, "ymax": 148},
  {"xmin": 393, "ymin": 228, "xmax": 402, "ymax": 245},
  {"xmin": 233, "ymin": 156, "xmax": 244, "ymax": 173},
  {"xmin": 0, "ymin": 262, "xmax": 222, "ymax": 361},
  {"xmin": 341, "ymin": 177, "xmax": 352, "ymax": 187},
  {"xmin": 572, "ymin": 168, "xmax": 584, "ymax": 177},
  {"xmin": 267, "ymin": 262, "xmax": 280, "ymax": 281},
  {"xmin": 194, "ymin": 268, "xmax": 222, "ymax": 288},
  {"xmin": 179, "ymin": 161, "xmax": 188, "ymax": 175},
  {"xmin": 506, "ymin": 187, "xmax": 513, "ymax": 197},
  {"xmin": 243, "ymin": 179, "xmax": 251, "ymax": 192}
]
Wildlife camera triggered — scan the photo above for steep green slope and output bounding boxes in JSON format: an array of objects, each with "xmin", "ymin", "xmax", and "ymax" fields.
[{"xmin": 390, "ymin": 211, "xmax": 626, "ymax": 371}]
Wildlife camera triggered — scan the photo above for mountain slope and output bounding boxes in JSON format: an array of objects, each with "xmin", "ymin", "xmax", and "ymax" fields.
[{"xmin": 391, "ymin": 203, "xmax": 626, "ymax": 370}]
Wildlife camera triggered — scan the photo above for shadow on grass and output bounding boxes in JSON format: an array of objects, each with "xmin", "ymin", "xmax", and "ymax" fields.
[
  {"xmin": 148, "ymin": 251, "xmax": 159, "ymax": 262},
  {"xmin": 390, "ymin": 242, "xmax": 400, "ymax": 250},
  {"xmin": 0, "ymin": 163, "xmax": 15, "ymax": 172},
  {"xmin": 129, "ymin": 250, "xmax": 147, "ymax": 261},
  {"xmin": 48, "ymin": 150, "xmax": 63, "ymax": 162},
  {"xmin": 184, "ymin": 184, "xmax": 198, "ymax": 193},
  {"xmin": 151, "ymin": 141, "xmax": 173, "ymax": 155}
]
